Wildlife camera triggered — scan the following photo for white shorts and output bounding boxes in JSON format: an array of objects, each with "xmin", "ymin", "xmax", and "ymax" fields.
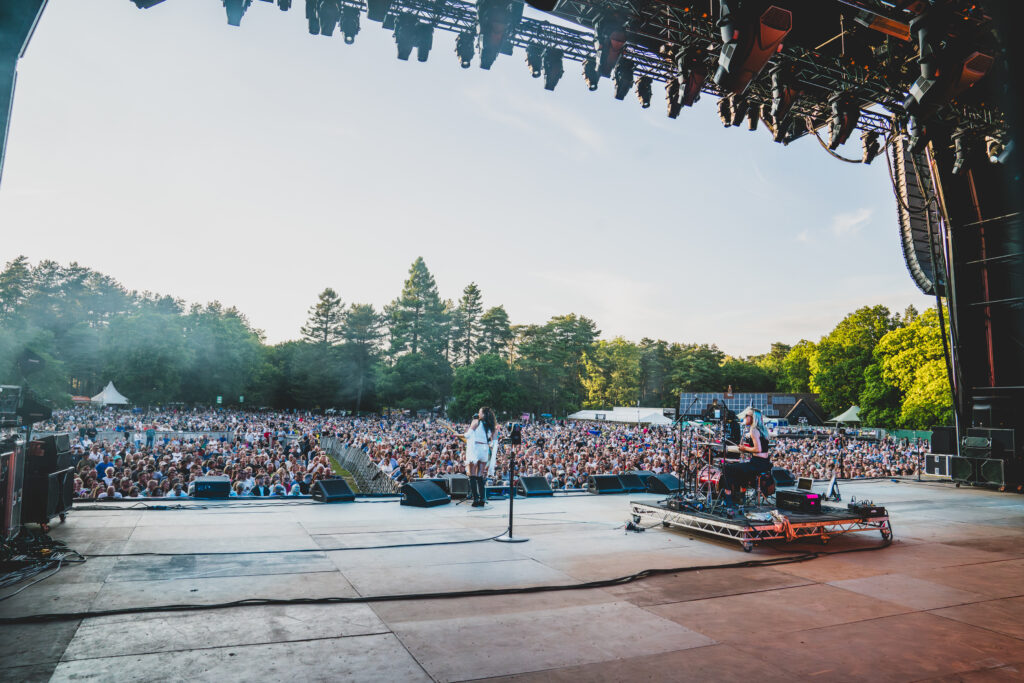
[{"xmin": 466, "ymin": 446, "xmax": 489, "ymax": 464}]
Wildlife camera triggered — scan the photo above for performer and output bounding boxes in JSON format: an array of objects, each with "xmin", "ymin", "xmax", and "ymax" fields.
[
  {"xmin": 464, "ymin": 407, "xmax": 497, "ymax": 508},
  {"xmin": 720, "ymin": 408, "xmax": 771, "ymax": 507}
]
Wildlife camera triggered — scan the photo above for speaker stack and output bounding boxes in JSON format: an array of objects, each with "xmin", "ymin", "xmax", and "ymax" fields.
[
  {"xmin": 22, "ymin": 434, "xmax": 73, "ymax": 527},
  {"xmin": 1, "ymin": 436, "xmax": 25, "ymax": 541},
  {"xmin": 950, "ymin": 428, "xmax": 1016, "ymax": 487}
]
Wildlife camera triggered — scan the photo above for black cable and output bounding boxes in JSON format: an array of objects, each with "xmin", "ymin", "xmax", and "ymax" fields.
[
  {"xmin": 85, "ymin": 532, "xmax": 507, "ymax": 558},
  {"xmin": 0, "ymin": 560, "xmax": 66, "ymax": 602},
  {"xmin": 0, "ymin": 539, "xmax": 892, "ymax": 625}
]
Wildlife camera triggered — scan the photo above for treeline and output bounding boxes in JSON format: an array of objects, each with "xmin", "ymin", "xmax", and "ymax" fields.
[{"xmin": 0, "ymin": 256, "xmax": 952, "ymax": 428}]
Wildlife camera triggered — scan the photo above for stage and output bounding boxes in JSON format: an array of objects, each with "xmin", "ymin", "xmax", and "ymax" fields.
[{"xmin": 2, "ymin": 479, "xmax": 1024, "ymax": 682}]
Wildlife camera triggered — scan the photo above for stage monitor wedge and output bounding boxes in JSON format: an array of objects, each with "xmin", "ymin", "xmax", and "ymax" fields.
[
  {"xmin": 313, "ymin": 478, "xmax": 356, "ymax": 503},
  {"xmin": 588, "ymin": 474, "xmax": 624, "ymax": 494},
  {"xmin": 517, "ymin": 476, "xmax": 554, "ymax": 497},
  {"xmin": 192, "ymin": 476, "xmax": 231, "ymax": 499},
  {"xmin": 401, "ymin": 480, "xmax": 451, "ymax": 507},
  {"xmin": 644, "ymin": 473, "xmax": 680, "ymax": 494},
  {"xmin": 617, "ymin": 472, "xmax": 646, "ymax": 493}
]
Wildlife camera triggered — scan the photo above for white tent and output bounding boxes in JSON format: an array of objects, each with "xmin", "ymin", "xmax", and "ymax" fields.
[
  {"xmin": 567, "ymin": 406, "xmax": 673, "ymax": 425},
  {"xmin": 827, "ymin": 405, "xmax": 860, "ymax": 424},
  {"xmin": 91, "ymin": 382, "xmax": 130, "ymax": 406}
]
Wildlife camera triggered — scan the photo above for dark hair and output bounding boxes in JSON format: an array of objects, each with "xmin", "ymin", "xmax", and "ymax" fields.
[{"xmin": 480, "ymin": 407, "xmax": 497, "ymax": 439}]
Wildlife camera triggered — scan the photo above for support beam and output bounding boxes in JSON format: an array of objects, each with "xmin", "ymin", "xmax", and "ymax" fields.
[{"xmin": 0, "ymin": 0, "xmax": 47, "ymax": 187}]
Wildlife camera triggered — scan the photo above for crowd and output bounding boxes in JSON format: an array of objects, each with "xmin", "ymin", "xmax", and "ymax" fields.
[{"xmin": 52, "ymin": 408, "xmax": 926, "ymax": 499}]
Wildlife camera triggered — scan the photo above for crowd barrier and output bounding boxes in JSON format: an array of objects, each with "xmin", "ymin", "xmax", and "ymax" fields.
[{"xmin": 320, "ymin": 436, "xmax": 400, "ymax": 495}]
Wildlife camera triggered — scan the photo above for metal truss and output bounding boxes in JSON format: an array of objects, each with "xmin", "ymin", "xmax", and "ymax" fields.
[{"xmin": 631, "ymin": 500, "xmax": 893, "ymax": 552}]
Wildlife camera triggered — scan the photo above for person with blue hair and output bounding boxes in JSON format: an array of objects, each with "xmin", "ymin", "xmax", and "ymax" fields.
[{"xmin": 720, "ymin": 408, "xmax": 772, "ymax": 508}]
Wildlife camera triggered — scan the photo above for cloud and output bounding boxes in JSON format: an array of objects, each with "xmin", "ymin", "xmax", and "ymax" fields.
[
  {"xmin": 831, "ymin": 207, "xmax": 872, "ymax": 238},
  {"xmin": 796, "ymin": 229, "xmax": 811, "ymax": 243}
]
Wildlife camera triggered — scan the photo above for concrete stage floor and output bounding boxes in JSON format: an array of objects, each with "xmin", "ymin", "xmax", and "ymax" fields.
[{"xmin": 2, "ymin": 480, "xmax": 1024, "ymax": 682}]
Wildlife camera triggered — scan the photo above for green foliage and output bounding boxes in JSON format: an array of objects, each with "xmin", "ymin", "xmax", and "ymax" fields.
[
  {"xmin": 451, "ymin": 282, "xmax": 484, "ymax": 366},
  {"xmin": 380, "ymin": 352, "xmax": 452, "ymax": 411},
  {"xmin": 387, "ymin": 257, "xmax": 446, "ymax": 356},
  {"xmin": 582, "ymin": 338, "xmax": 642, "ymax": 409},
  {"xmin": 450, "ymin": 354, "xmax": 518, "ymax": 420},
  {"xmin": 779, "ymin": 340, "xmax": 816, "ymax": 393},
  {"xmin": 300, "ymin": 288, "xmax": 345, "ymax": 347},
  {"xmin": 479, "ymin": 306, "xmax": 512, "ymax": 357},
  {"xmin": 668, "ymin": 343, "xmax": 724, "ymax": 392}
]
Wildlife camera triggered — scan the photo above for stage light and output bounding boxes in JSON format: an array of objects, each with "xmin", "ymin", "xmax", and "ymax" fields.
[
  {"xmin": 635, "ymin": 75, "xmax": 652, "ymax": 108},
  {"xmin": 665, "ymin": 79, "xmax": 681, "ymax": 118},
  {"xmin": 770, "ymin": 62, "xmax": 797, "ymax": 128},
  {"xmin": 317, "ymin": 0, "xmax": 340, "ymax": 36},
  {"xmin": 717, "ymin": 97, "xmax": 731, "ymax": 126},
  {"xmin": 583, "ymin": 57, "xmax": 600, "ymax": 91},
  {"xmin": 394, "ymin": 13, "xmax": 418, "ymax": 61},
  {"xmin": 477, "ymin": 0, "xmax": 509, "ymax": 70},
  {"xmin": 613, "ymin": 58, "xmax": 634, "ymax": 101},
  {"xmin": 729, "ymin": 95, "xmax": 748, "ymax": 127},
  {"xmin": 542, "ymin": 47, "xmax": 564, "ymax": 91},
  {"xmin": 278, "ymin": 0, "xmax": 291, "ymax": 9},
  {"xmin": 456, "ymin": 31, "xmax": 474, "ymax": 68},
  {"xmin": 526, "ymin": 44, "xmax": 544, "ymax": 78},
  {"xmin": 760, "ymin": 102, "xmax": 774, "ymax": 129},
  {"xmin": 746, "ymin": 105, "xmax": 759, "ymax": 131},
  {"xmin": 908, "ymin": 115, "xmax": 931, "ymax": 154},
  {"xmin": 951, "ymin": 130, "xmax": 970, "ymax": 174},
  {"xmin": 340, "ymin": 6, "xmax": 359, "ymax": 44},
  {"xmin": 674, "ymin": 45, "xmax": 707, "ymax": 107},
  {"xmin": 224, "ymin": 0, "xmax": 252, "ymax": 26},
  {"xmin": 595, "ymin": 13, "xmax": 627, "ymax": 78},
  {"xmin": 861, "ymin": 131, "xmax": 881, "ymax": 164},
  {"xmin": 714, "ymin": 1, "xmax": 792, "ymax": 95},
  {"xmin": 827, "ymin": 92, "xmax": 859, "ymax": 150},
  {"xmin": 415, "ymin": 22, "xmax": 433, "ymax": 62},
  {"xmin": 985, "ymin": 135, "xmax": 1005, "ymax": 163}
]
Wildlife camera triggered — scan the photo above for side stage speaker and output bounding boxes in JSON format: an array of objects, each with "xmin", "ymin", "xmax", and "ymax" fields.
[
  {"xmin": 22, "ymin": 467, "xmax": 73, "ymax": 525},
  {"xmin": 192, "ymin": 476, "xmax": 231, "ymax": 499},
  {"xmin": 930, "ymin": 426, "xmax": 956, "ymax": 455},
  {"xmin": 950, "ymin": 456, "xmax": 1005, "ymax": 486},
  {"xmin": 401, "ymin": 480, "xmax": 451, "ymax": 507},
  {"xmin": 517, "ymin": 476, "xmax": 554, "ymax": 497},
  {"xmin": 775, "ymin": 489, "xmax": 821, "ymax": 514},
  {"xmin": 644, "ymin": 473, "xmax": 680, "ymax": 494},
  {"xmin": 925, "ymin": 454, "xmax": 950, "ymax": 477},
  {"xmin": 587, "ymin": 474, "xmax": 624, "ymax": 494},
  {"xmin": 312, "ymin": 478, "xmax": 355, "ymax": 503},
  {"xmin": 27, "ymin": 435, "xmax": 72, "ymax": 475},
  {"xmin": 617, "ymin": 472, "xmax": 646, "ymax": 493}
]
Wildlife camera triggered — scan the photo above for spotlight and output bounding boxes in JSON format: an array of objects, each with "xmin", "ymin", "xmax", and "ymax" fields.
[
  {"xmin": 317, "ymin": 0, "xmax": 340, "ymax": 36},
  {"xmin": 951, "ymin": 130, "xmax": 971, "ymax": 174},
  {"xmin": 908, "ymin": 115, "xmax": 931, "ymax": 154},
  {"xmin": 635, "ymin": 75, "xmax": 652, "ymax": 108},
  {"xmin": 666, "ymin": 79, "xmax": 681, "ymax": 118},
  {"xmin": 415, "ymin": 22, "xmax": 433, "ymax": 62},
  {"xmin": 278, "ymin": 0, "xmax": 291, "ymax": 9},
  {"xmin": 861, "ymin": 131, "xmax": 881, "ymax": 164},
  {"xmin": 729, "ymin": 95, "xmax": 748, "ymax": 127},
  {"xmin": 746, "ymin": 104, "xmax": 759, "ymax": 131},
  {"xmin": 613, "ymin": 58, "xmax": 634, "ymax": 101},
  {"xmin": 760, "ymin": 102, "xmax": 774, "ymax": 129},
  {"xmin": 340, "ymin": 6, "xmax": 359, "ymax": 44},
  {"xmin": 717, "ymin": 97, "xmax": 732, "ymax": 126},
  {"xmin": 674, "ymin": 45, "xmax": 707, "ymax": 107},
  {"xmin": 306, "ymin": 0, "xmax": 318, "ymax": 33},
  {"xmin": 714, "ymin": 0, "xmax": 792, "ymax": 95},
  {"xmin": 827, "ymin": 92, "xmax": 859, "ymax": 150},
  {"xmin": 394, "ymin": 13, "xmax": 418, "ymax": 61},
  {"xmin": 541, "ymin": 47, "xmax": 564, "ymax": 91},
  {"xmin": 583, "ymin": 57, "xmax": 600, "ymax": 91},
  {"xmin": 769, "ymin": 62, "xmax": 797, "ymax": 129},
  {"xmin": 224, "ymin": 0, "xmax": 251, "ymax": 26},
  {"xmin": 595, "ymin": 13, "xmax": 627, "ymax": 78},
  {"xmin": 477, "ymin": 0, "xmax": 510, "ymax": 70},
  {"xmin": 456, "ymin": 31, "xmax": 474, "ymax": 68},
  {"xmin": 985, "ymin": 135, "xmax": 1005, "ymax": 163},
  {"xmin": 526, "ymin": 43, "xmax": 544, "ymax": 78}
]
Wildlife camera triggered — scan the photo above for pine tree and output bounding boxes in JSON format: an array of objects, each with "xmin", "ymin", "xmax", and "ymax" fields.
[
  {"xmin": 453, "ymin": 282, "xmax": 484, "ymax": 366},
  {"xmin": 387, "ymin": 257, "xmax": 445, "ymax": 355},
  {"xmin": 479, "ymin": 305, "xmax": 512, "ymax": 356},
  {"xmin": 340, "ymin": 303, "xmax": 382, "ymax": 412},
  {"xmin": 300, "ymin": 288, "xmax": 346, "ymax": 347}
]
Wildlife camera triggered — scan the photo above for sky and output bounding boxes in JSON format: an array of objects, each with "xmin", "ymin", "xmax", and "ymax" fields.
[{"xmin": 0, "ymin": 0, "xmax": 932, "ymax": 356}]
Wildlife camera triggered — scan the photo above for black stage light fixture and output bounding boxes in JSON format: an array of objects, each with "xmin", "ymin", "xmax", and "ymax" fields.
[
  {"xmin": 951, "ymin": 129, "xmax": 970, "ymax": 174},
  {"xmin": 525, "ymin": 43, "xmax": 544, "ymax": 78},
  {"xmin": 861, "ymin": 131, "xmax": 880, "ymax": 164},
  {"xmin": 278, "ymin": 0, "xmax": 291, "ymax": 9},
  {"xmin": 340, "ymin": 6, "xmax": 359, "ymax": 44},
  {"xmin": 595, "ymin": 13, "xmax": 627, "ymax": 78},
  {"xmin": 985, "ymin": 135, "xmax": 1006, "ymax": 164},
  {"xmin": 456, "ymin": 31, "xmax": 474, "ymax": 68},
  {"xmin": 542, "ymin": 47, "xmax": 564, "ymax": 90},
  {"xmin": 366, "ymin": 0, "xmax": 390, "ymax": 22},
  {"xmin": 415, "ymin": 22, "xmax": 433, "ymax": 62},
  {"xmin": 674, "ymin": 45, "xmax": 707, "ymax": 107},
  {"xmin": 759, "ymin": 102, "xmax": 774, "ymax": 129},
  {"xmin": 224, "ymin": 0, "xmax": 251, "ymax": 26},
  {"xmin": 394, "ymin": 13, "xmax": 418, "ymax": 61},
  {"xmin": 132, "ymin": 0, "xmax": 167, "ymax": 7},
  {"xmin": 908, "ymin": 115, "xmax": 931, "ymax": 154},
  {"xmin": 769, "ymin": 62, "xmax": 797, "ymax": 129},
  {"xmin": 523, "ymin": 0, "xmax": 557, "ymax": 10},
  {"xmin": 317, "ymin": 0, "xmax": 340, "ymax": 36},
  {"xmin": 477, "ymin": 0, "xmax": 509, "ymax": 70},
  {"xmin": 729, "ymin": 95, "xmax": 748, "ymax": 127},
  {"xmin": 827, "ymin": 91, "xmax": 858, "ymax": 150},
  {"xmin": 714, "ymin": 0, "xmax": 792, "ymax": 96},
  {"xmin": 613, "ymin": 58, "xmax": 634, "ymax": 101},
  {"xmin": 635, "ymin": 75, "xmax": 652, "ymax": 108},
  {"xmin": 306, "ymin": 0, "xmax": 319, "ymax": 33},
  {"xmin": 666, "ymin": 79, "xmax": 681, "ymax": 118},
  {"xmin": 583, "ymin": 57, "xmax": 600, "ymax": 91},
  {"xmin": 717, "ymin": 96, "xmax": 731, "ymax": 126},
  {"xmin": 746, "ymin": 104, "xmax": 759, "ymax": 131}
]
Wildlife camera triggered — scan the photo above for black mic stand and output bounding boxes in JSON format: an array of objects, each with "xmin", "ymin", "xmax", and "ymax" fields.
[{"xmin": 494, "ymin": 439, "xmax": 528, "ymax": 543}]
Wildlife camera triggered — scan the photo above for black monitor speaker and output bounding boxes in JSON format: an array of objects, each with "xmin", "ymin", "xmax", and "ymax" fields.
[
  {"xmin": 192, "ymin": 476, "xmax": 231, "ymax": 499},
  {"xmin": 771, "ymin": 467, "xmax": 797, "ymax": 487},
  {"xmin": 644, "ymin": 473, "xmax": 681, "ymax": 494},
  {"xmin": 312, "ymin": 478, "xmax": 356, "ymax": 503},
  {"xmin": 616, "ymin": 472, "xmax": 646, "ymax": 493},
  {"xmin": 517, "ymin": 476, "xmax": 554, "ymax": 497},
  {"xmin": 587, "ymin": 474, "xmax": 624, "ymax": 494},
  {"xmin": 400, "ymin": 480, "xmax": 451, "ymax": 507},
  {"xmin": 445, "ymin": 474, "xmax": 470, "ymax": 499}
]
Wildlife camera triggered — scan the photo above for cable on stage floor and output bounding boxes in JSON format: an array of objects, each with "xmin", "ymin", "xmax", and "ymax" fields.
[{"xmin": 0, "ymin": 538, "xmax": 892, "ymax": 624}]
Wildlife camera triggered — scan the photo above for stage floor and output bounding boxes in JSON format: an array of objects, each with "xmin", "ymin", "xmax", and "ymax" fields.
[{"xmin": 2, "ymin": 479, "xmax": 1024, "ymax": 682}]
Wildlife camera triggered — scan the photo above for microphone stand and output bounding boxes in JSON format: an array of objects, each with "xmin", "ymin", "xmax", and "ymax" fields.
[
  {"xmin": 677, "ymin": 395, "xmax": 700, "ymax": 499},
  {"xmin": 494, "ymin": 438, "xmax": 528, "ymax": 543}
]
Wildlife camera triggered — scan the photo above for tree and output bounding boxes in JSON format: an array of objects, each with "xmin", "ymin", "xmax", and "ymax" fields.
[
  {"xmin": 0, "ymin": 256, "xmax": 31, "ymax": 323},
  {"xmin": 779, "ymin": 340, "xmax": 816, "ymax": 393},
  {"xmin": 387, "ymin": 257, "xmax": 446, "ymax": 356},
  {"xmin": 720, "ymin": 357, "xmax": 774, "ymax": 392},
  {"xmin": 103, "ymin": 311, "xmax": 190, "ymax": 405},
  {"xmin": 638, "ymin": 338, "xmax": 673, "ymax": 406},
  {"xmin": 339, "ymin": 303, "xmax": 383, "ymax": 412},
  {"xmin": 452, "ymin": 282, "xmax": 484, "ymax": 366},
  {"xmin": 450, "ymin": 354, "xmax": 519, "ymax": 420},
  {"xmin": 479, "ymin": 305, "xmax": 512, "ymax": 357},
  {"xmin": 668, "ymin": 343, "xmax": 724, "ymax": 392},
  {"xmin": 811, "ymin": 306, "xmax": 899, "ymax": 416},
  {"xmin": 380, "ymin": 352, "xmax": 452, "ymax": 412},
  {"xmin": 750, "ymin": 342, "xmax": 790, "ymax": 388},
  {"xmin": 582, "ymin": 338, "xmax": 642, "ymax": 408},
  {"xmin": 300, "ymin": 288, "xmax": 345, "ymax": 347}
]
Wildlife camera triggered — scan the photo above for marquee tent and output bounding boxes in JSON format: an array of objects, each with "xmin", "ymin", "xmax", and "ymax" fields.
[
  {"xmin": 827, "ymin": 405, "xmax": 861, "ymax": 424},
  {"xmin": 91, "ymin": 382, "xmax": 130, "ymax": 406}
]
